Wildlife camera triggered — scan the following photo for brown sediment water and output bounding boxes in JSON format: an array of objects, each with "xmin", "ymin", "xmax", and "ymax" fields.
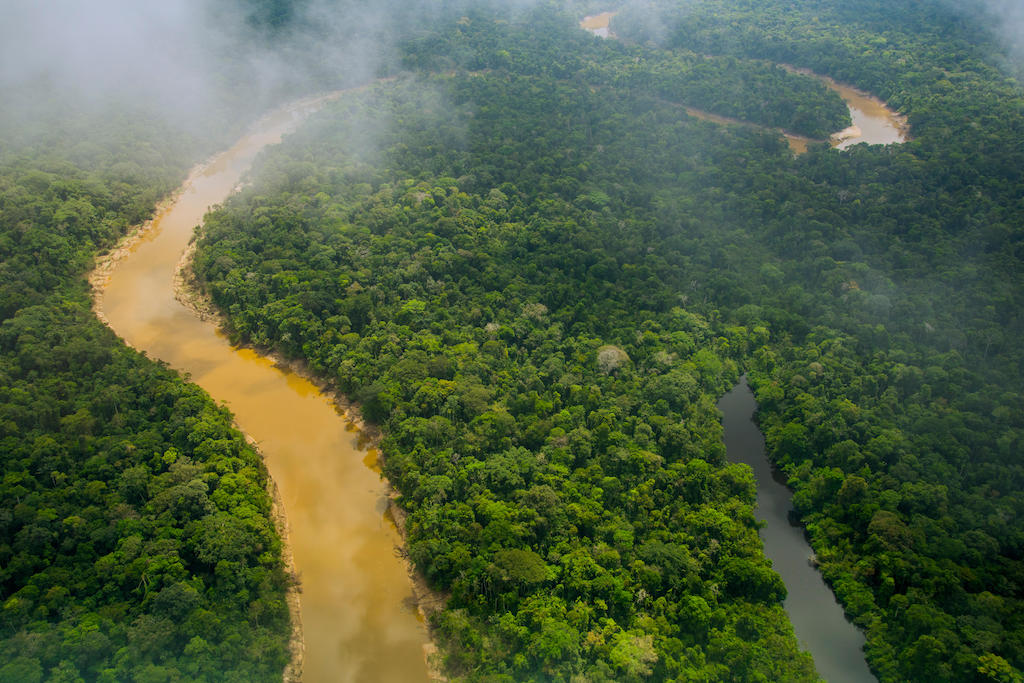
[
  {"xmin": 669, "ymin": 72, "xmax": 904, "ymax": 154},
  {"xmin": 681, "ymin": 105, "xmax": 813, "ymax": 153},
  {"xmin": 92, "ymin": 94, "xmax": 433, "ymax": 683},
  {"xmin": 782, "ymin": 66, "xmax": 909, "ymax": 149},
  {"xmin": 786, "ymin": 136, "xmax": 811, "ymax": 155},
  {"xmin": 578, "ymin": 12, "xmax": 907, "ymax": 152},
  {"xmin": 580, "ymin": 12, "xmax": 616, "ymax": 38},
  {"xmin": 682, "ymin": 75, "xmax": 907, "ymax": 153},
  {"xmin": 684, "ymin": 78, "xmax": 908, "ymax": 154},
  {"xmin": 826, "ymin": 79, "xmax": 908, "ymax": 148}
]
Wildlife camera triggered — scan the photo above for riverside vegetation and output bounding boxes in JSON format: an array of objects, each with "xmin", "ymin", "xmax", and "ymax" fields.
[
  {"xmin": 1, "ymin": 0, "xmax": 1022, "ymax": 681},
  {"xmin": 0, "ymin": 108, "xmax": 297, "ymax": 680},
  {"xmin": 191, "ymin": 1, "xmax": 1023, "ymax": 681},
  {"xmin": 0, "ymin": 3, "xmax": 357, "ymax": 680}
]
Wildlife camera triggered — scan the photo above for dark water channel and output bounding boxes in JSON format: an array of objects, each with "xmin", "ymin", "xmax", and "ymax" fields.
[{"xmin": 718, "ymin": 377, "xmax": 875, "ymax": 683}]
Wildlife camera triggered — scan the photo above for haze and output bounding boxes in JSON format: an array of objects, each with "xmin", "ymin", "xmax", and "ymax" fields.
[{"xmin": 0, "ymin": 0, "xmax": 412, "ymax": 137}]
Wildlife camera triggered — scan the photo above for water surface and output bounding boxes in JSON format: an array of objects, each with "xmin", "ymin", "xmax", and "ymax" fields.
[
  {"xmin": 580, "ymin": 12, "xmax": 615, "ymax": 38},
  {"xmin": 95, "ymin": 98, "xmax": 432, "ymax": 683},
  {"xmin": 719, "ymin": 378, "xmax": 875, "ymax": 683},
  {"xmin": 829, "ymin": 82, "xmax": 907, "ymax": 148},
  {"xmin": 577, "ymin": 12, "xmax": 907, "ymax": 152},
  {"xmin": 783, "ymin": 66, "xmax": 908, "ymax": 149}
]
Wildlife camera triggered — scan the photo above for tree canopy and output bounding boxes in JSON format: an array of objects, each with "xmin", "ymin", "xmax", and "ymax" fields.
[{"xmin": 2, "ymin": 0, "xmax": 1022, "ymax": 680}]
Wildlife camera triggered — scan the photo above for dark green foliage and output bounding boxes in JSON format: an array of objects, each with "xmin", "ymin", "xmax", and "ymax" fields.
[
  {"xmin": 0, "ymin": 305, "xmax": 292, "ymax": 681},
  {"xmin": 194, "ymin": 1, "xmax": 1023, "ymax": 680},
  {"xmin": 0, "ymin": 91, "xmax": 292, "ymax": 683},
  {"xmin": 193, "ymin": 69, "xmax": 819, "ymax": 682},
  {"xmin": 401, "ymin": 5, "xmax": 850, "ymax": 137},
  {"xmin": 3, "ymin": 0, "xmax": 1021, "ymax": 680},
  {"xmin": 615, "ymin": 1, "xmax": 1024, "ymax": 680}
]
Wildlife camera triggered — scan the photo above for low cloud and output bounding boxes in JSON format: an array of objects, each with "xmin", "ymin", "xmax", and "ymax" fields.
[
  {"xmin": 981, "ymin": 0, "xmax": 1024, "ymax": 71},
  {"xmin": 1, "ymin": 1, "xmax": 218, "ymax": 112},
  {"xmin": 0, "ymin": 0, "xmax": 408, "ymax": 134}
]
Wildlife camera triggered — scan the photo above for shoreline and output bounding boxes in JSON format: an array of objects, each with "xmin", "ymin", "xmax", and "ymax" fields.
[
  {"xmin": 576, "ymin": 17, "xmax": 907, "ymax": 152},
  {"xmin": 682, "ymin": 104, "xmax": 827, "ymax": 153},
  {"xmin": 175, "ymin": 250, "xmax": 450, "ymax": 679},
  {"xmin": 89, "ymin": 83, "xmax": 444, "ymax": 682},
  {"xmin": 263, "ymin": 455, "xmax": 305, "ymax": 683},
  {"xmin": 91, "ymin": 156, "xmax": 448, "ymax": 681},
  {"xmin": 87, "ymin": 152, "xmax": 310, "ymax": 681},
  {"xmin": 780, "ymin": 64, "xmax": 911, "ymax": 143}
]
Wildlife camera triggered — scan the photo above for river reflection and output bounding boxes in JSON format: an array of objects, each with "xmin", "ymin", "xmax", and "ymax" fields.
[
  {"xmin": 719, "ymin": 378, "xmax": 875, "ymax": 683},
  {"xmin": 95, "ymin": 97, "xmax": 432, "ymax": 683}
]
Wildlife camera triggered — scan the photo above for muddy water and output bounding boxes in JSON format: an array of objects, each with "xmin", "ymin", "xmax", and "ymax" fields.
[
  {"xmin": 782, "ymin": 66, "xmax": 909, "ymax": 149},
  {"xmin": 719, "ymin": 378, "xmax": 875, "ymax": 683},
  {"xmin": 580, "ymin": 12, "xmax": 615, "ymax": 38},
  {"xmin": 578, "ymin": 12, "xmax": 907, "ymax": 151},
  {"xmin": 780, "ymin": 73, "xmax": 908, "ymax": 153},
  {"xmin": 95, "ymin": 97, "xmax": 432, "ymax": 683},
  {"xmin": 826, "ymin": 80, "xmax": 908, "ymax": 148},
  {"xmin": 685, "ymin": 76, "xmax": 906, "ymax": 154}
]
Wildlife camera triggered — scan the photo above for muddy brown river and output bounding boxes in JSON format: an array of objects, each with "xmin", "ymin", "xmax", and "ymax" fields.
[
  {"xmin": 679, "ymin": 76, "xmax": 907, "ymax": 154},
  {"xmin": 829, "ymin": 80, "xmax": 908, "ymax": 148},
  {"xmin": 94, "ymin": 97, "xmax": 432, "ymax": 683},
  {"xmin": 94, "ymin": 28, "xmax": 905, "ymax": 678},
  {"xmin": 787, "ymin": 67, "xmax": 909, "ymax": 150}
]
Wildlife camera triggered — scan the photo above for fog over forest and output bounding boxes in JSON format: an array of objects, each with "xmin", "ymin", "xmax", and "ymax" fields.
[
  {"xmin": 0, "ymin": 1, "xmax": 1022, "ymax": 682},
  {"xmin": 2, "ymin": 0, "xmax": 1021, "ymax": 131},
  {"xmin": 0, "ymin": 0, "xmax": 410, "ymax": 134}
]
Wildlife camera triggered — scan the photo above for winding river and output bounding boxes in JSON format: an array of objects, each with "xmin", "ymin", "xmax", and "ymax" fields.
[
  {"xmin": 580, "ymin": 16, "xmax": 908, "ymax": 153},
  {"xmin": 784, "ymin": 66, "xmax": 908, "ymax": 152},
  {"xmin": 93, "ymin": 96, "xmax": 433, "ymax": 683},
  {"xmin": 683, "ymin": 72, "xmax": 907, "ymax": 153},
  {"xmin": 92, "ymin": 21, "xmax": 904, "ymax": 678},
  {"xmin": 828, "ymin": 80, "xmax": 908, "ymax": 149},
  {"xmin": 719, "ymin": 379, "xmax": 875, "ymax": 683}
]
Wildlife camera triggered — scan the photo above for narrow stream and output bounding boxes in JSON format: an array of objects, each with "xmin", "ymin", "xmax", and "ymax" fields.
[
  {"xmin": 94, "ymin": 96, "xmax": 432, "ymax": 683},
  {"xmin": 719, "ymin": 378, "xmax": 875, "ymax": 683}
]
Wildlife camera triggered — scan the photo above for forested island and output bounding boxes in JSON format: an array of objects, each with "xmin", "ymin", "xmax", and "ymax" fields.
[{"xmin": 1, "ymin": 0, "xmax": 1022, "ymax": 681}]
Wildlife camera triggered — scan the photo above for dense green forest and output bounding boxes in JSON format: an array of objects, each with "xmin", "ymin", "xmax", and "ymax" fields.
[
  {"xmin": 0, "ymin": 114, "xmax": 297, "ymax": 681},
  {"xmin": 0, "ymin": 2, "xmax": 336, "ymax": 678},
  {"xmin": 190, "ymin": 1, "xmax": 1023, "ymax": 681},
  {"xmin": 2, "ymin": 0, "xmax": 1022, "ymax": 680},
  {"xmin": 195, "ymin": 76, "xmax": 817, "ymax": 681},
  {"xmin": 399, "ymin": 8, "xmax": 850, "ymax": 138}
]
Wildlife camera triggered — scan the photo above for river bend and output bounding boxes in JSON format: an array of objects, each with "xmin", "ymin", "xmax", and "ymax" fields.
[
  {"xmin": 94, "ymin": 96, "xmax": 432, "ymax": 683},
  {"xmin": 95, "ymin": 32, "xmax": 901, "ymax": 679}
]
